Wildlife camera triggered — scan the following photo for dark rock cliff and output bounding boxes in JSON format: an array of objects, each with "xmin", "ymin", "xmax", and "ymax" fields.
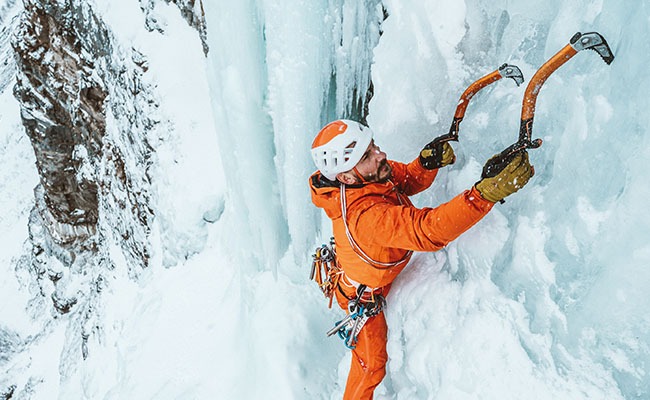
[
  {"xmin": 4, "ymin": 0, "xmax": 206, "ymax": 395},
  {"xmin": 13, "ymin": 1, "xmax": 108, "ymax": 239},
  {"xmin": 10, "ymin": 0, "xmax": 164, "ymax": 373}
]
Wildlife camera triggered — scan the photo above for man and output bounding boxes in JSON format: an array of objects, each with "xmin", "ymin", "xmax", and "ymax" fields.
[{"xmin": 309, "ymin": 119, "xmax": 533, "ymax": 399}]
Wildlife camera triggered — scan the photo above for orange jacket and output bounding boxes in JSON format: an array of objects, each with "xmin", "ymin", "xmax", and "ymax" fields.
[{"xmin": 310, "ymin": 158, "xmax": 494, "ymax": 288}]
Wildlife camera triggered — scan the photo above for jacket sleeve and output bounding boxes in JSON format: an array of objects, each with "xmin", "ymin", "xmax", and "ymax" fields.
[
  {"xmin": 389, "ymin": 158, "xmax": 438, "ymax": 196},
  {"xmin": 350, "ymin": 186, "xmax": 494, "ymax": 252}
]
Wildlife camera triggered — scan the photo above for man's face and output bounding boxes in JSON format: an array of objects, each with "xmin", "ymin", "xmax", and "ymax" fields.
[{"xmin": 353, "ymin": 140, "xmax": 392, "ymax": 183}]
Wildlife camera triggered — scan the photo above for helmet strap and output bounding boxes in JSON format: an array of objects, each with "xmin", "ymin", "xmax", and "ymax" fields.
[{"xmin": 352, "ymin": 166, "xmax": 370, "ymax": 184}]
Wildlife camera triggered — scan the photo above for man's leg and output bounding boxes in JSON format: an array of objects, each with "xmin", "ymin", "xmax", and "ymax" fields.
[{"xmin": 343, "ymin": 312, "xmax": 388, "ymax": 400}]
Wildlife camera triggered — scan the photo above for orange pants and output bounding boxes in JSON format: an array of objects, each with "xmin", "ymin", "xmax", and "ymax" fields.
[{"xmin": 335, "ymin": 286, "xmax": 389, "ymax": 400}]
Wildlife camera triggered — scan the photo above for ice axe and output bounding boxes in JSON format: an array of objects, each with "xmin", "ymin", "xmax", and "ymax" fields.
[
  {"xmin": 482, "ymin": 31, "xmax": 615, "ymax": 178},
  {"xmin": 428, "ymin": 63, "xmax": 524, "ymax": 147}
]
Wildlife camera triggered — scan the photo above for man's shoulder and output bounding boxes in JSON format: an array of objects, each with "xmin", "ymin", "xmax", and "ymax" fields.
[{"xmin": 347, "ymin": 182, "xmax": 398, "ymax": 210}]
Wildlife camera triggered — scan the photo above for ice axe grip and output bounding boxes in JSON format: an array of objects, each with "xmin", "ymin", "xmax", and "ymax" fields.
[{"xmin": 481, "ymin": 140, "xmax": 536, "ymax": 180}]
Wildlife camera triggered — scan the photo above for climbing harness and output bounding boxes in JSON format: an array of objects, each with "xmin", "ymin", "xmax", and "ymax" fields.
[
  {"xmin": 309, "ymin": 240, "xmax": 388, "ymax": 349},
  {"xmin": 326, "ymin": 284, "xmax": 386, "ymax": 349},
  {"xmin": 311, "ymin": 175, "xmax": 413, "ymax": 348}
]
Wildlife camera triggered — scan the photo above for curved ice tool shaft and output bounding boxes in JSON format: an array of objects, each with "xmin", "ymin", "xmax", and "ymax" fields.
[
  {"xmin": 432, "ymin": 63, "xmax": 524, "ymax": 145},
  {"xmin": 484, "ymin": 31, "xmax": 615, "ymax": 178}
]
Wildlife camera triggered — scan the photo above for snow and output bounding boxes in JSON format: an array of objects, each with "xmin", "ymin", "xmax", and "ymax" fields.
[
  {"xmin": 0, "ymin": 3, "xmax": 39, "ymax": 336},
  {"xmin": 1, "ymin": 0, "xmax": 650, "ymax": 399}
]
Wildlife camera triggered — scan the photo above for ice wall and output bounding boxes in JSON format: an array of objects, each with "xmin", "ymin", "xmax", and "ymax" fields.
[
  {"xmin": 202, "ymin": 2, "xmax": 387, "ymax": 398},
  {"xmin": 204, "ymin": 0, "xmax": 650, "ymax": 398},
  {"xmin": 369, "ymin": 0, "xmax": 650, "ymax": 398},
  {"xmin": 203, "ymin": 0, "xmax": 649, "ymax": 398},
  {"xmin": 204, "ymin": 0, "xmax": 385, "ymax": 272}
]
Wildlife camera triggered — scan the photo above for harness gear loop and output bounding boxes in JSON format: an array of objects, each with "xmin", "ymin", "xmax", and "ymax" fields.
[
  {"xmin": 326, "ymin": 284, "xmax": 386, "ymax": 349},
  {"xmin": 310, "ymin": 238, "xmax": 341, "ymax": 308},
  {"xmin": 340, "ymin": 182, "xmax": 413, "ymax": 269}
]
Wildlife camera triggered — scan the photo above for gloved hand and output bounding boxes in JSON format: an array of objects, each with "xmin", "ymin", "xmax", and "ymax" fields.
[
  {"xmin": 475, "ymin": 151, "xmax": 534, "ymax": 203},
  {"xmin": 419, "ymin": 140, "xmax": 456, "ymax": 170}
]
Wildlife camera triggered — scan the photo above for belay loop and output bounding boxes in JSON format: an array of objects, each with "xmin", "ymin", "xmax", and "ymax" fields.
[{"xmin": 310, "ymin": 237, "xmax": 340, "ymax": 308}]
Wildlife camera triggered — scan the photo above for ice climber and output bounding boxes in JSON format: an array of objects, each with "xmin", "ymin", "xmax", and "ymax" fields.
[{"xmin": 308, "ymin": 119, "xmax": 534, "ymax": 400}]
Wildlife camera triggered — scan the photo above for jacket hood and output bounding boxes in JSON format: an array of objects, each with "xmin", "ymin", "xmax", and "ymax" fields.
[
  {"xmin": 309, "ymin": 170, "xmax": 398, "ymax": 220},
  {"xmin": 309, "ymin": 172, "xmax": 343, "ymax": 219}
]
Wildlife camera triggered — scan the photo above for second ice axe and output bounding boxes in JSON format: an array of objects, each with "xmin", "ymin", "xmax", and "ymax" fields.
[{"xmin": 483, "ymin": 31, "xmax": 615, "ymax": 178}]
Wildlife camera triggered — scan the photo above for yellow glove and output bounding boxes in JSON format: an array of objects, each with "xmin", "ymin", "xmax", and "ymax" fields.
[
  {"xmin": 419, "ymin": 141, "xmax": 456, "ymax": 170},
  {"xmin": 475, "ymin": 151, "xmax": 534, "ymax": 203}
]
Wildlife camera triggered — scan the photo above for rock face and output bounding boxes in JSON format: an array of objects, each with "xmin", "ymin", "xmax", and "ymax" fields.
[
  {"xmin": 10, "ymin": 0, "xmax": 163, "ymax": 375},
  {"xmin": 13, "ymin": 0, "xmax": 156, "ymax": 253},
  {"xmin": 4, "ymin": 0, "xmax": 205, "ymax": 396},
  {"xmin": 167, "ymin": 0, "xmax": 208, "ymax": 54},
  {"xmin": 6, "ymin": 0, "xmax": 210, "ymax": 382},
  {"xmin": 3, "ymin": 1, "xmax": 209, "ymax": 394},
  {"xmin": 12, "ymin": 0, "xmax": 210, "ymax": 259},
  {"xmin": 13, "ymin": 1, "xmax": 107, "ymax": 241}
]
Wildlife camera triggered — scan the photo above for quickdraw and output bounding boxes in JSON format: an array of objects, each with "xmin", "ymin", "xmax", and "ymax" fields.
[
  {"xmin": 326, "ymin": 285, "xmax": 386, "ymax": 349},
  {"xmin": 310, "ymin": 238, "xmax": 341, "ymax": 308}
]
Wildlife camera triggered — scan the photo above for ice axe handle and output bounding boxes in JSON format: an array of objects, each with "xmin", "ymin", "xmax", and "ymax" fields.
[
  {"xmin": 429, "ymin": 118, "xmax": 462, "ymax": 146},
  {"xmin": 516, "ymin": 118, "xmax": 544, "ymax": 152},
  {"xmin": 432, "ymin": 62, "xmax": 523, "ymax": 146}
]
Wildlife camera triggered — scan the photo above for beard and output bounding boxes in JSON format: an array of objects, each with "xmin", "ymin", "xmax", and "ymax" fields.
[{"xmin": 363, "ymin": 160, "xmax": 392, "ymax": 183}]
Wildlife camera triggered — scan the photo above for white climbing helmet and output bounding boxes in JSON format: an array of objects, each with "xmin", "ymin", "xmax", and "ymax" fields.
[{"xmin": 311, "ymin": 119, "xmax": 373, "ymax": 181}]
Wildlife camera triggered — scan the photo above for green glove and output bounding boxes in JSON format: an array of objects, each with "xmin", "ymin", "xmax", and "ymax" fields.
[
  {"xmin": 475, "ymin": 151, "xmax": 534, "ymax": 203},
  {"xmin": 419, "ymin": 141, "xmax": 456, "ymax": 170}
]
